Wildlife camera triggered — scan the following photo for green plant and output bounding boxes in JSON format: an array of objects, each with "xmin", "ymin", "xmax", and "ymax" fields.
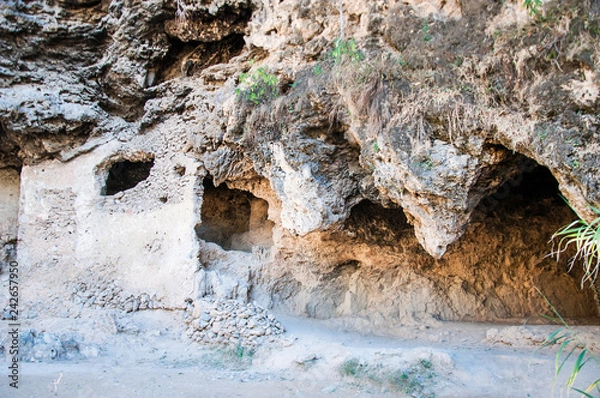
[
  {"xmin": 566, "ymin": 137, "xmax": 582, "ymax": 147},
  {"xmin": 372, "ymin": 141, "xmax": 380, "ymax": 153},
  {"xmin": 413, "ymin": 156, "xmax": 433, "ymax": 171},
  {"xmin": 338, "ymin": 357, "xmax": 436, "ymax": 396},
  {"xmin": 524, "ymin": 0, "xmax": 543, "ymax": 16},
  {"xmin": 313, "ymin": 63, "xmax": 324, "ymax": 76},
  {"xmin": 388, "ymin": 359, "xmax": 435, "ymax": 397},
  {"xmin": 235, "ymin": 67, "xmax": 279, "ymax": 105},
  {"xmin": 203, "ymin": 344, "xmax": 255, "ymax": 370},
  {"xmin": 422, "ymin": 20, "xmax": 432, "ymax": 42},
  {"xmin": 538, "ymin": 288, "xmax": 600, "ymax": 397},
  {"xmin": 329, "ymin": 37, "xmax": 365, "ymax": 65},
  {"xmin": 551, "ymin": 203, "xmax": 600, "ymax": 287},
  {"xmin": 395, "ymin": 54, "xmax": 407, "ymax": 67},
  {"xmin": 339, "ymin": 358, "xmax": 364, "ymax": 377}
]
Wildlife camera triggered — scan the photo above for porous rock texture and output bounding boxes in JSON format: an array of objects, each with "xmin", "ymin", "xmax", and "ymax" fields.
[{"xmin": 1, "ymin": 0, "xmax": 599, "ymax": 342}]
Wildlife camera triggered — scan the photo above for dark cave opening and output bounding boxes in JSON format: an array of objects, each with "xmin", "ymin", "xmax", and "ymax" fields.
[
  {"xmin": 462, "ymin": 158, "xmax": 599, "ymax": 321},
  {"xmin": 102, "ymin": 159, "xmax": 154, "ymax": 196},
  {"xmin": 156, "ymin": 34, "xmax": 246, "ymax": 83},
  {"xmin": 344, "ymin": 200, "xmax": 412, "ymax": 245},
  {"xmin": 196, "ymin": 178, "xmax": 273, "ymax": 252},
  {"xmin": 475, "ymin": 162, "xmax": 565, "ymax": 217}
]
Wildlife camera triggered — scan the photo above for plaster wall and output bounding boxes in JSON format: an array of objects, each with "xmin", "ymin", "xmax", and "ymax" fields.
[{"xmin": 17, "ymin": 130, "xmax": 202, "ymax": 310}]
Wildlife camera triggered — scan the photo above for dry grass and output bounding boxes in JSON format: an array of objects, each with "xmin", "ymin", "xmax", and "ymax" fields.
[{"xmin": 331, "ymin": 52, "xmax": 397, "ymax": 139}]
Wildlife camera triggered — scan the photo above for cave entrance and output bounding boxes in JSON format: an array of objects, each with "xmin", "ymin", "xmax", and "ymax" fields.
[
  {"xmin": 196, "ymin": 178, "xmax": 273, "ymax": 252},
  {"xmin": 475, "ymin": 161, "xmax": 564, "ymax": 216},
  {"xmin": 102, "ymin": 158, "xmax": 154, "ymax": 196},
  {"xmin": 467, "ymin": 158, "xmax": 599, "ymax": 320},
  {"xmin": 0, "ymin": 167, "xmax": 20, "ymax": 267},
  {"xmin": 344, "ymin": 199, "xmax": 412, "ymax": 245}
]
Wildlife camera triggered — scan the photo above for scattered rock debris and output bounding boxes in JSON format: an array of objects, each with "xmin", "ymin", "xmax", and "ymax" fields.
[{"xmin": 185, "ymin": 299, "xmax": 286, "ymax": 347}]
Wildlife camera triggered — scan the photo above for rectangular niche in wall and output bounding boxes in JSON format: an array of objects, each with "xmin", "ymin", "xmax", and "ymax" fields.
[{"xmin": 196, "ymin": 178, "xmax": 274, "ymax": 252}]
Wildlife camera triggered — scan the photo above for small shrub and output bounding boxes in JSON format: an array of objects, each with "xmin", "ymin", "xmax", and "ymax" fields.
[
  {"xmin": 339, "ymin": 358, "xmax": 363, "ymax": 377},
  {"xmin": 338, "ymin": 357, "xmax": 436, "ymax": 396},
  {"xmin": 329, "ymin": 38, "xmax": 365, "ymax": 65},
  {"xmin": 388, "ymin": 359, "xmax": 436, "ymax": 397},
  {"xmin": 235, "ymin": 67, "xmax": 279, "ymax": 105}
]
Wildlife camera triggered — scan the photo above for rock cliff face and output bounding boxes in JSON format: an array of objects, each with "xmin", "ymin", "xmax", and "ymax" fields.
[{"xmin": 1, "ymin": 0, "xmax": 599, "ymax": 330}]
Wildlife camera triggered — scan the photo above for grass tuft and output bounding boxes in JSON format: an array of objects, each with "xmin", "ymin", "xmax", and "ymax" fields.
[
  {"xmin": 202, "ymin": 344, "xmax": 255, "ymax": 370},
  {"xmin": 550, "ymin": 202, "xmax": 600, "ymax": 288},
  {"xmin": 338, "ymin": 357, "xmax": 436, "ymax": 396},
  {"xmin": 537, "ymin": 287, "xmax": 600, "ymax": 397}
]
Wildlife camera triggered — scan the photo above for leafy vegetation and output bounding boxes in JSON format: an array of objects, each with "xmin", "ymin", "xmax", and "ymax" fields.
[
  {"xmin": 339, "ymin": 358, "xmax": 365, "ymax": 377},
  {"xmin": 550, "ymin": 203, "xmax": 600, "ymax": 287},
  {"xmin": 329, "ymin": 37, "xmax": 365, "ymax": 65},
  {"xmin": 338, "ymin": 357, "xmax": 436, "ymax": 396},
  {"xmin": 422, "ymin": 20, "xmax": 432, "ymax": 43},
  {"xmin": 387, "ymin": 359, "xmax": 435, "ymax": 397},
  {"xmin": 235, "ymin": 66, "xmax": 279, "ymax": 105},
  {"xmin": 524, "ymin": 0, "xmax": 543, "ymax": 16},
  {"xmin": 538, "ymin": 288, "xmax": 600, "ymax": 397}
]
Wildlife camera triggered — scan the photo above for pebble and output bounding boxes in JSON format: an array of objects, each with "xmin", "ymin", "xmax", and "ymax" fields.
[{"xmin": 200, "ymin": 312, "xmax": 211, "ymax": 322}]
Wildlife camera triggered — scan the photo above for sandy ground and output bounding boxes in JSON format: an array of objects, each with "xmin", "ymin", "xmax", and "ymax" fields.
[{"xmin": 1, "ymin": 310, "xmax": 599, "ymax": 398}]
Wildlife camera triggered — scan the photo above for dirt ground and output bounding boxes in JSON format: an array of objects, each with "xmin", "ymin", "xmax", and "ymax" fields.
[{"xmin": 1, "ymin": 310, "xmax": 599, "ymax": 398}]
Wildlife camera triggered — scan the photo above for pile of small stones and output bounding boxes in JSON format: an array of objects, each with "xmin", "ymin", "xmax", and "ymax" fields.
[
  {"xmin": 71, "ymin": 276, "xmax": 160, "ymax": 313},
  {"xmin": 186, "ymin": 299, "xmax": 286, "ymax": 347}
]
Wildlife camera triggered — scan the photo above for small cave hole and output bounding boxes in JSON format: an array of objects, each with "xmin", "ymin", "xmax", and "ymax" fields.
[
  {"xmin": 157, "ymin": 34, "xmax": 246, "ymax": 83},
  {"xmin": 196, "ymin": 178, "xmax": 274, "ymax": 252},
  {"xmin": 344, "ymin": 200, "xmax": 411, "ymax": 245},
  {"xmin": 102, "ymin": 159, "xmax": 154, "ymax": 196},
  {"xmin": 475, "ymin": 163, "xmax": 564, "ymax": 217}
]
